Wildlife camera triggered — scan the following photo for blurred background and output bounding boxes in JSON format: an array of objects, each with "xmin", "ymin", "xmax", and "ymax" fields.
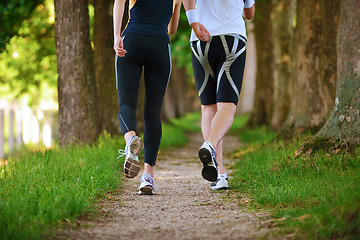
[{"xmin": 0, "ymin": 0, "xmax": 345, "ymax": 158}]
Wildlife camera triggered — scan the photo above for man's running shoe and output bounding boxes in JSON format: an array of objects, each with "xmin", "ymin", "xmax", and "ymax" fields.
[
  {"xmin": 198, "ymin": 141, "xmax": 218, "ymax": 182},
  {"xmin": 138, "ymin": 173, "xmax": 156, "ymax": 195},
  {"xmin": 118, "ymin": 136, "xmax": 143, "ymax": 178},
  {"xmin": 211, "ymin": 176, "xmax": 229, "ymax": 190}
]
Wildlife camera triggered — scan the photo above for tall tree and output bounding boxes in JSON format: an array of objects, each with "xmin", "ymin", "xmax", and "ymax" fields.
[
  {"xmin": 162, "ymin": 12, "xmax": 200, "ymax": 122},
  {"xmin": 302, "ymin": 0, "xmax": 360, "ymax": 148},
  {"xmin": 270, "ymin": 0, "xmax": 296, "ymax": 129},
  {"xmin": 249, "ymin": 0, "xmax": 274, "ymax": 126},
  {"xmin": 237, "ymin": 21, "xmax": 256, "ymax": 115},
  {"xmin": 284, "ymin": 0, "xmax": 339, "ymax": 133},
  {"xmin": 54, "ymin": 0, "xmax": 98, "ymax": 146},
  {"xmin": 92, "ymin": 0, "xmax": 123, "ymax": 135},
  {"xmin": 162, "ymin": 60, "xmax": 191, "ymax": 120}
]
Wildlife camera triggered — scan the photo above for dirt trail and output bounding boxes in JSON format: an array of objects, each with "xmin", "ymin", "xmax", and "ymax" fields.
[{"xmin": 55, "ymin": 133, "xmax": 271, "ymax": 240}]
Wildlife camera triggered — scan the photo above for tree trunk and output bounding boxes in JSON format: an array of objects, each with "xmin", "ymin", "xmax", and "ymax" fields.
[
  {"xmin": 162, "ymin": 60, "xmax": 191, "ymax": 121},
  {"xmin": 249, "ymin": 0, "xmax": 274, "ymax": 126},
  {"xmin": 237, "ymin": 21, "xmax": 256, "ymax": 114},
  {"xmin": 270, "ymin": 0, "xmax": 296, "ymax": 129},
  {"xmin": 54, "ymin": 0, "xmax": 98, "ymax": 146},
  {"xmin": 308, "ymin": 0, "xmax": 360, "ymax": 146},
  {"xmin": 284, "ymin": 0, "xmax": 339, "ymax": 133},
  {"xmin": 92, "ymin": 0, "xmax": 120, "ymax": 135}
]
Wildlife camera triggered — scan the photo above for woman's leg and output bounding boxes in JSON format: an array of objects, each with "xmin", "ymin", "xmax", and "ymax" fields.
[
  {"xmin": 115, "ymin": 35, "xmax": 143, "ymax": 137},
  {"xmin": 142, "ymin": 39, "xmax": 172, "ymax": 176},
  {"xmin": 115, "ymin": 34, "xmax": 144, "ymax": 178}
]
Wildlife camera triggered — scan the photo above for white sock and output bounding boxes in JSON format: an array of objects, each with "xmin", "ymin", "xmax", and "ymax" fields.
[
  {"xmin": 218, "ymin": 173, "xmax": 228, "ymax": 179},
  {"xmin": 142, "ymin": 173, "xmax": 152, "ymax": 179}
]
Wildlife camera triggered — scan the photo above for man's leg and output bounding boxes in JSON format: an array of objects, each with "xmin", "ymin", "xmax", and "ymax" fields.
[{"xmin": 203, "ymin": 102, "xmax": 236, "ymax": 174}]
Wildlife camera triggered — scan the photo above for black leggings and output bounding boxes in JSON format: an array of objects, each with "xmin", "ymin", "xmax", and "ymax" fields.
[{"xmin": 115, "ymin": 33, "xmax": 171, "ymax": 166}]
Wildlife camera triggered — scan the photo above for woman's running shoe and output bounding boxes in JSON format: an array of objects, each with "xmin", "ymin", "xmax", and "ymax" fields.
[
  {"xmin": 118, "ymin": 136, "xmax": 143, "ymax": 178},
  {"xmin": 138, "ymin": 173, "xmax": 156, "ymax": 195}
]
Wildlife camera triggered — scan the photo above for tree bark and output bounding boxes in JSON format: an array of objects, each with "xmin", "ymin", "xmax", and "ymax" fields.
[
  {"xmin": 54, "ymin": 0, "xmax": 98, "ymax": 146},
  {"xmin": 284, "ymin": 0, "xmax": 339, "ymax": 133},
  {"xmin": 249, "ymin": 0, "xmax": 274, "ymax": 126},
  {"xmin": 92, "ymin": 0, "xmax": 120, "ymax": 135},
  {"xmin": 270, "ymin": 0, "xmax": 296, "ymax": 129},
  {"xmin": 309, "ymin": 0, "xmax": 360, "ymax": 146},
  {"xmin": 237, "ymin": 21, "xmax": 256, "ymax": 114},
  {"xmin": 162, "ymin": 60, "xmax": 191, "ymax": 121}
]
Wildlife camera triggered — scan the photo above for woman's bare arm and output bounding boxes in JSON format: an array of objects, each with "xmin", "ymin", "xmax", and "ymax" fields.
[
  {"xmin": 168, "ymin": 0, "xmax": 182, "ymax": 35},
  {"xmin": 113, "ymin": 0, "xmax": 127, "ymax": 56}
]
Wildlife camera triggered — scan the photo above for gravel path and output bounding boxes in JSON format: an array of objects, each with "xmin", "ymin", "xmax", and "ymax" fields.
[{"xmin": 54, "ymin": 133, "xmax": 272, "ymax": 240}]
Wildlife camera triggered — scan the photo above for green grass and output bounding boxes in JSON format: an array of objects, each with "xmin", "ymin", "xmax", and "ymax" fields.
[
  {"xmin": 0, "ymin": 133, "xmax": 124, "ymax": 240},
  {"xmin": 232, "ymin": 127, "xmax": 360, "ymax": 239},
  {"xmin": 169, "ymin": 111, "xmax": 201, "ymax": 133},
  {"xmin": 160, "ymin": 123, "xmax": 189, "ymax": 150},
  {"xmin": 229, "ymin": 114, "xmax": 250, "ymax": 134},
  {"xmin": 160, "ymin": 111, "xmax": 202, "ymax": 150},
  {"xmin": 237, "ymin": 125, "xmax": 276, "ymax": 145}
]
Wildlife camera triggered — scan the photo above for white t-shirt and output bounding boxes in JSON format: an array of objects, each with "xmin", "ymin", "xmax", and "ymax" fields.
[{"xmin": 190, "ymin": 0, "xmax": 255, "ymax": 42}]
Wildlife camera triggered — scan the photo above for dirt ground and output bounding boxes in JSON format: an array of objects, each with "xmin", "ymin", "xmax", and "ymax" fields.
[{"xmin": 54, "ymin": 133, "xmax": 274, "ymax": 240}]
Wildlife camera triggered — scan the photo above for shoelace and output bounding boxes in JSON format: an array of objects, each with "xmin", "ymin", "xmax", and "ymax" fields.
[
  {"xmin": 117, "ymin": 148, "xmax": 126, "ymax": 159},
  {"xmin": 142, "ymin": 176, "xmax": 160, "ymax": 192},
  {"xmin": 153, "ymin": 181, "xmax": 160, "ymax": 192}
]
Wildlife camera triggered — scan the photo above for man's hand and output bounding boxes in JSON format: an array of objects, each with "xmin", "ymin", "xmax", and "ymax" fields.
[
  {"xmin": 191, "ymin": 22, "xmax": 210, "ymax": 42},
  {"xmin": 113, "ymin": 37, "xmax": 127, "ymax": 57}
]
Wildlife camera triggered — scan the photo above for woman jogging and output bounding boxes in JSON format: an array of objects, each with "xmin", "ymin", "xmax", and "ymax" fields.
[
  {"xmin": 184, "ymin": 0, "xmax": 255, "ymax": 190},
  {"xmin": 113, "ymin": 0, "xmax": 208, "ymax": 195}
]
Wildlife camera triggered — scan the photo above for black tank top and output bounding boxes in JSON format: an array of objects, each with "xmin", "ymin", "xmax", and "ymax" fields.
[{"xmin": 123, "ymin": 0, "xmax": 173, "ymax": 43}]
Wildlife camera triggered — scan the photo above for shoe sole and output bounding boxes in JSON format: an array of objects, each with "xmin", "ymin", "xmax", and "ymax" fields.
[
  {"xmin": 139, "ymin": 185, "xmax": 154, "ymax": 195},
  {"xmin": 198, "ymin": 147, "xmax": 217, "ymax": 182},
  {"xmin": 124, "ymin": 158, "xmax": 141, "ymax": 178},
  {"xmin": 130, "ymin": 136, "xmax": 143, "ymax": 156},
  {"xmin": 211, "ymin": 186, "xmax": 229, "ymax": 190},
  {"xmin": 124, "ymin": 137, "xmax": 143, "ymax": 178}
]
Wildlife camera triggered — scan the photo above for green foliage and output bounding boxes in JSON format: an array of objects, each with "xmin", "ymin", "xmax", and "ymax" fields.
[
  {"xmin": 0, "ymin": 0, "xmax": 57, "ymax": 105},
  {"xmin": 231, "ymin": 128, "xmax": 360, "ymax": 239},
  {"xmin": 238, "ymin": 126, "xmax": 277, "ymax": 145},
  {"xmin": 228, "ymin": 114, "xmax": 250, "ymax": 134},
  {"xmin": 274, "ymin": 190, "xmax": 360, "ymax": 240},
  {"xmin": 161, "ymin": 111, "xmax": 202, "ymax": 150},
  {"xmin": 0, "ymin": 133, "xmax": 124, "ymax": 240},
  {"xmin": 160, "ymin": 123, "xmax": 188, "ymax": 150},
  {"xmin": 0, "ymin": 0, "xmax": 44, "ymax": 51},
  {"xmin": 170, "ymin": 7, "xmax": 193, "ymax": 77},
  {"xmin": 169, "ymin": 111, "xmax": 201, "ymax": 133}
]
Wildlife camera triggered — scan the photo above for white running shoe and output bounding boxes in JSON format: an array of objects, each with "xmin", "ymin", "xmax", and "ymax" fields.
[
  {"xmin": 138, "ymin": 174, "xmax": 156, "ymax": 195},
  {"xmin": 118, "ymin": 136, "xmax": 143, "ymax": 178},
  {"xmin": 211, "ymin": 176, "xmax": 229, "ymax": 190},
  {"xmin": 198, "ymin": 141, "xmax": 218, "ymax": 182}
]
